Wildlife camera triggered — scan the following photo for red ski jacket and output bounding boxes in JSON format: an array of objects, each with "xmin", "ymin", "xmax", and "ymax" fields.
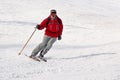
[{"xmin": 38, "ymin": 16, "xmax": 63, "ymax": 38}]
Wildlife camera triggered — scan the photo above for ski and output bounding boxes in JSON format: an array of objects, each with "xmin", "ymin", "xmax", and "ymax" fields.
[
  {"xmin": 25, "ymin": 54, "xmax": 47, "ymax": 62},
  {"xmin": 25, "ymin": 54, "xmax": 40, "ymax": 62},
  {"xmin": 36, "ymin": 56, "xmax": 47, "ymax": 62}
]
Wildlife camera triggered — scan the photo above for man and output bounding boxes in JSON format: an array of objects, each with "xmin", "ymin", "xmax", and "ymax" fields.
[{"xmin": 30, "ymin": 9, "xmax": 63, "ymax": 61}]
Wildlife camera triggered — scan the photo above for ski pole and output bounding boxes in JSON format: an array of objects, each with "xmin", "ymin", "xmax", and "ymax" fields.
[{"xmin": 18, "ymin": 28, "xmax": 37, "ymax": 55}]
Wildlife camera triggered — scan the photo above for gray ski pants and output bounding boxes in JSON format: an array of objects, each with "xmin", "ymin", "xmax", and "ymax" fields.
[{"xmin": 31, "ymin": 35, "xmax": 57, "ymax": 57}]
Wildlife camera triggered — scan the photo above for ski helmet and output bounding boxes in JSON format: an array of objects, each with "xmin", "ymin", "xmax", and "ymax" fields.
[{"xmin": 50, "ymin": 9, "xmax": 57, "ymax": 14}]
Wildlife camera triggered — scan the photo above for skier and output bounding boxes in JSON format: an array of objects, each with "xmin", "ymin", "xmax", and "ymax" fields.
[{"xmin": 30, "ymin": 9, "xmax": 63, "ymax": 61}]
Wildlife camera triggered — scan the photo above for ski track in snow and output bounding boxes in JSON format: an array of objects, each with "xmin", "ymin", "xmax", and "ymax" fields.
[{"xmin": 0, "ymin": 20, "xmax": 37, "ymax": 26}]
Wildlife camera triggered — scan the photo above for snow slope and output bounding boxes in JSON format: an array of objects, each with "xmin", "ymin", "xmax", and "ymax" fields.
[{"xmin": 0, "ymin": 0, "xmax": 120, "ymax": 80}]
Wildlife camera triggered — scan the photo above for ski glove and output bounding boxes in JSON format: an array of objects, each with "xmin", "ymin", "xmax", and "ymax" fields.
[
  {"xmin": 58, "ymin": 36, "xmax": 61, "ymax": 40},
  {"xmin": 36, "ymin": 24, "xmax": 40, "ymax": 29}
]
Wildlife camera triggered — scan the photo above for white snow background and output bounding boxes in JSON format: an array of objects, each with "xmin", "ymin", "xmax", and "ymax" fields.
[{"xmin": 0, "ymin": 0, "xmax": 120, "ymax": 80}]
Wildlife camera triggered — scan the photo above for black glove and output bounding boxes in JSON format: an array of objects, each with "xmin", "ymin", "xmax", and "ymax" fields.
[
  {"xmin": 58, "ymin": 36, "xmax": 62, "ymax": 40},
  {"xmin": 36, "ymin": 24, "xmax": 40, "ymax": 29}
]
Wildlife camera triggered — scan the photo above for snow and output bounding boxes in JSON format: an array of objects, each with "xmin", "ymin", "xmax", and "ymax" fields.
[{"xmin": 0, "ymin": 0, "xmax": 120, "ymax": 80}]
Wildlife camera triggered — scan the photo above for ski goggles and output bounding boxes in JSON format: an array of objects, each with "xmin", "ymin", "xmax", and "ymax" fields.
[{"xmin": 51, "ymin": 10, "xmax": 57, "ymax": 14}]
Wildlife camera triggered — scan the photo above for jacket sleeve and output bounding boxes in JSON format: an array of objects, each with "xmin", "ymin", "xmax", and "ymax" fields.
[
  {"xmin": 58, "ymin": 19, "xmax": 63, "ymax": 36},
  {"xmin": 38, "ymin": 18, "xmax": 48, "ymax": 30}
]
